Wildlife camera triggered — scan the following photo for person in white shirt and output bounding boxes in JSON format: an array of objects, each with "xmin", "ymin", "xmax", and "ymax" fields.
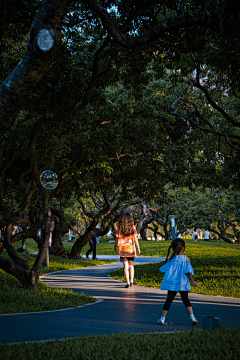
[
  {"xmin": 204, "ymin": 230, "xmax": 210, "ymax": 241},
  {"xmin": 177, "ymin": 233, "xmax": 182, "ymax": 238},
  {"xmin": 193, "ymin": 230, "xmax": 198, "ymax": 241}
]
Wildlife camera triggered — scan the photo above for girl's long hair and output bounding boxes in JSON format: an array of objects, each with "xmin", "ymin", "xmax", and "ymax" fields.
[
  {"xmin": 165, "ymin": 239, "xmax": 185, "ymax": 263},
  {"xmin": 117, "ymin": 214, "xmax": 135, "ymax": 236}
]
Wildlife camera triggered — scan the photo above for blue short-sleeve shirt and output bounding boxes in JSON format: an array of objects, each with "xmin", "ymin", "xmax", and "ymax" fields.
[{"xmin": 159, "ymin": 255, "xmax": 194, "ymax": 292}]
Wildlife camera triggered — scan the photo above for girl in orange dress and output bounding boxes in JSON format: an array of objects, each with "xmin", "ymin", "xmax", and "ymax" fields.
[{"xmin": 114, "ymin": 214, "xmax": 140, "ymax": 288}]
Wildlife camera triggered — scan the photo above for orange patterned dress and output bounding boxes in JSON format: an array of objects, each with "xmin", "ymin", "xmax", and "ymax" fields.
[{"xmin": 116, "ymin": 228, "xmax": 137, "ymax": 258}]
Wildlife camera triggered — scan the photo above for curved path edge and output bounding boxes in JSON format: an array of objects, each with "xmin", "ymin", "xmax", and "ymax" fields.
[
  {"xmin": 0, "ymin": 299, "xmax": 104, "ymax": 318},
  {"xmin": 0, "ymin": 257, "xmax": 240, "ymax": 344}
]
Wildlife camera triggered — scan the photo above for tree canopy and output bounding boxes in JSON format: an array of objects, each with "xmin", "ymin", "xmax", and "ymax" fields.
[
  {"xmin": 1, "ymin": 0, "xmax": 240, "ymax": 289},
  {"xmin": 1, "ymin": 0, "xmax": 240, "ymax": 134}
]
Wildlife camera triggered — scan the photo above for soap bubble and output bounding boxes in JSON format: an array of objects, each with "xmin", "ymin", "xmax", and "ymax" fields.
[{"xmin": 40, "ymin": 170, "xmax": 58, "ymax": 190}]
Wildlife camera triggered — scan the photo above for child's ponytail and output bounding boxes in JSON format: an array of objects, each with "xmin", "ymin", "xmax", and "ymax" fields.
[
  {"xmin": 165, "ymin": 244, "xmax": 172, "ymax": 263},
  {"xmin": 165, "ymin": 239, "xmax": 186, "ymax": 263}
]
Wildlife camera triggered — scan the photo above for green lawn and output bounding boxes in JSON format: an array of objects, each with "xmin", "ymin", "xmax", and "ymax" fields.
[
  {"xmin": 0, "ymin": 238, "xmax": 115, "ymax": 314},
  {"xmin": 110, "ymin": 240, "xmax": 240, "ymax": 298},
  {"xmin": 1, "ymin": 238, "xmax": 240, "ymax": 357},
  {"xmin": 1, "ymin": 238, "xmax": 240, "ymax": 315},
  {"xmin": 1, "ymin": 328, "xmax": 240, "ymax": 359}
]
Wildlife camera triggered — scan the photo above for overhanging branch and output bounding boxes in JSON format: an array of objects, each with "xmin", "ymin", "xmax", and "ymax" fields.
[{"xmin": 0, "ymin": 0, "xmax": 71, "ymax": 136}]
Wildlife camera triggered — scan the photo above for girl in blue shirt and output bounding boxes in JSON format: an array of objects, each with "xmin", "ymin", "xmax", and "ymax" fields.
[{"xmin": 158, "ymin": 239, "xmax": 198, "ymax": 325}]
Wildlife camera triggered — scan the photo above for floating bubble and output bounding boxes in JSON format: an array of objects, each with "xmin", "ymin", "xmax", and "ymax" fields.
[{"xmin": 40, "ymin": 170, "xmax": 58, "ymax": 190}]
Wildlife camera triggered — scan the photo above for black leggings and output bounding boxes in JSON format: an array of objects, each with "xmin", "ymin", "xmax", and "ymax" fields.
[{"xmin": 163, "ymin": 291, "xmax": 192, "ymax": 311}]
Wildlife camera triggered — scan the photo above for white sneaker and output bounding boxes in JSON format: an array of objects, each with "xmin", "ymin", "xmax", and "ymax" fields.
[
  {"xmin": 191, "ymin": 315, "xmax": 198, "ymax": 325},
  {"xmin": 157, "ymin": 318, "xmax": 165, "ymax": 325}
]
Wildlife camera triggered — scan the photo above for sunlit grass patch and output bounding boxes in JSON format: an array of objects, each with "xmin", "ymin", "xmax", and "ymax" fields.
[{"xmin": 111, "ymin": 241, "xmax": 240, "ymax": 298}]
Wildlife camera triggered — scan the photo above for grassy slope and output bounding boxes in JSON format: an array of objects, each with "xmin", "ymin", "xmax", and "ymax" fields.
[
  {"xmin": 110, "ymin": 240, "xmax": 240, "ymax": 298},
  {"xmin": 0, "ymin": 238, "xmax": 114, "ymax": 314}
]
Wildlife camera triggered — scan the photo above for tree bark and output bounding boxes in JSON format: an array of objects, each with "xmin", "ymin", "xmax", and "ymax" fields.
[
  {"xmin": 0, "ymin": 256, "xmax": 39, "ymax": 290},
  {"xmin": 50, "ymin": 207, "xmax": 69, "ymax": 245},
  {"xmin": 209, "ymin": 227, "xmax": 234, "ymax": 244},
  {"xmin": 0, "ymin": 0, "xmax": 71, "ymax": 136},
  {"xmin": 70, "ymin": 233, "xmax": 92, "ymax": 257},
  {"xmin": 140, "ymin": 226, "xmax": 147, "ymax": 241},
  {"xmin": 3, "ymin": 224, "xmax": 30, "ymax": 270},
  {"xmin": 70, "ymin": 217, "xmax": 112, "ymax": 257},
  {"xmin": 136, "ymin": 202, "xmax": 149, "ymax": 234}
]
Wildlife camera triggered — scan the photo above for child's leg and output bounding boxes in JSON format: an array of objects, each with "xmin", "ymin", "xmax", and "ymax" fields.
[
  {"xmin": 163, "ymin": 291, "xmax": 177, "ymax": 312},
  {"xmin": 186, "ymin": 307, "xmax": 193, "ymax": 315},
  {"xmin": 179, "ymin": 291, "xmax": 192, "ymax": 312},
  {"xmin": 179, "ymin": 291, "xmax": 198, "ymax": 324},
  {"xmin": 128, "ymin": 259, "xmax": 134, "ymax": 284},
  {"xmin": 158, "ymin": 291, "xmax": 177, "ymax": 324},
  {"xmin": 123, "ymin": 260, "xmax": 130, "ymax": 285},
  {"xmin": 162, "ymin": 309, "xmax": 168, "ymax": 317}
]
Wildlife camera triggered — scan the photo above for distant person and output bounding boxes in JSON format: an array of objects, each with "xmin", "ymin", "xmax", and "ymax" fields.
[
  {"xmin": 114, "ymin": 214, "xmax": 140, "ymax": 288},
  {"xmin": 204, "ymin": 230, "xmax": 210, "ymax": 241},
  {"xmin": 193, "ymin": 230, "xmax": 198, "ymax": 241},
  {"xmin": 158, "ymin": 239, "xmax": 198, "ymax": 326},
  {"xmin": 48, "ymin": 233, "xmax": 52, "ymax": 247},
  {"xmin": 86, "ymin": 236, "xmax": 98, "ymax": 260},
  {"xmin": 177, "ymin": 233, "xmax": 182, "ymax": 239},
  {"xmin": 68, "ymin": 231, "xmax": 73, "ymax": 242},
  {"xmin": 49, "ymin": 221, "xmax": 55, "ymax": 247},
  {"xmin": 234, "ymin": 236, "xmax": 240, "ymax": 244}
]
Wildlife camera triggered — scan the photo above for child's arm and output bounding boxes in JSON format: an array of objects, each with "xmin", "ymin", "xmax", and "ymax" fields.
[
  {"xmin": 114, "ymin": 237, "xmax": 118, "ymax": 252},
  {"xmin": 187, "ymin": 273, "xmax": 197, "ymax": 287},
  {"xmin": 134, "ymin": 235, "xmax": 140, "ymax": 255},
  {"xmin": 186, "ymin": 257, "xmax": 197, "ymax": 286}
]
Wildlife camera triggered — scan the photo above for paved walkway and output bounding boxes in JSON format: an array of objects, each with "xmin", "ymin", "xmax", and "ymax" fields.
[{"xmin": 1, "ymin": 256, "xmax": 240, "ymax": 344}]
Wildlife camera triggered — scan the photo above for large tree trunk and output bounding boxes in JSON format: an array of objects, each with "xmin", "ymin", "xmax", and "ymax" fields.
[
  {"xmin": 0, "ymin": 256, "xmax": 39, "ymax": 290},
  {"xmin": 70, "ymin": 222, "xmax": 112, "ymax": 257},
  {"xmin": 209, "ymin": 227, "xmax": 235, "ymax": 244},
  {"xmin": 51, "ymin": 208, "xmax": 68, "ymax": 246},
  {"xmin": 136, "ymin": 202, "xmax": 149, "ymax": 233},
  {"xmin": 70, "ymin": 233, "xmax": 92, "ymax": 258},
  {"xmin": 163, "ymin": 216, "xmax": 171, "ymax": 240},
  {"xmin": 52, "ymin": 219, "xmax": 62, "ymax": 247},
  {"xmin": 3, "ymin": 224, "xmax": 30, "ymax": 270},
  {"xmin": 49, "ymin": 208, "xmax": 70, "ymax": 256},
  {"xmin": 0, "ymin": 191, "xmax": 51, "ymax": 289},
  {"xmin": 0, "ymin": 223, "xmax": 42, "ymax": 290},
  {"xmin": 49, "ymin": 218, "xmax": 66, "ymax": 256},
  {"xmin": 140, "ymin": 227, "xmax": 147, "ymax": 241}
]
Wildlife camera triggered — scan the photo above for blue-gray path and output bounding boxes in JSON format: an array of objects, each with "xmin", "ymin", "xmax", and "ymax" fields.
[{"xmin": 1, "ymin": 256, "xmax": 240, "ymax": 344}]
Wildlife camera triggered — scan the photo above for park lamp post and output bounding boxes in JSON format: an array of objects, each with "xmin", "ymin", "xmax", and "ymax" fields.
[
  {"xmin": 40, "ymin": 170, "xmax": 58, "ymax": 267},
  {"xmin": 170, "ymin": 215, "xmax": 175, "ymax": 240}
]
